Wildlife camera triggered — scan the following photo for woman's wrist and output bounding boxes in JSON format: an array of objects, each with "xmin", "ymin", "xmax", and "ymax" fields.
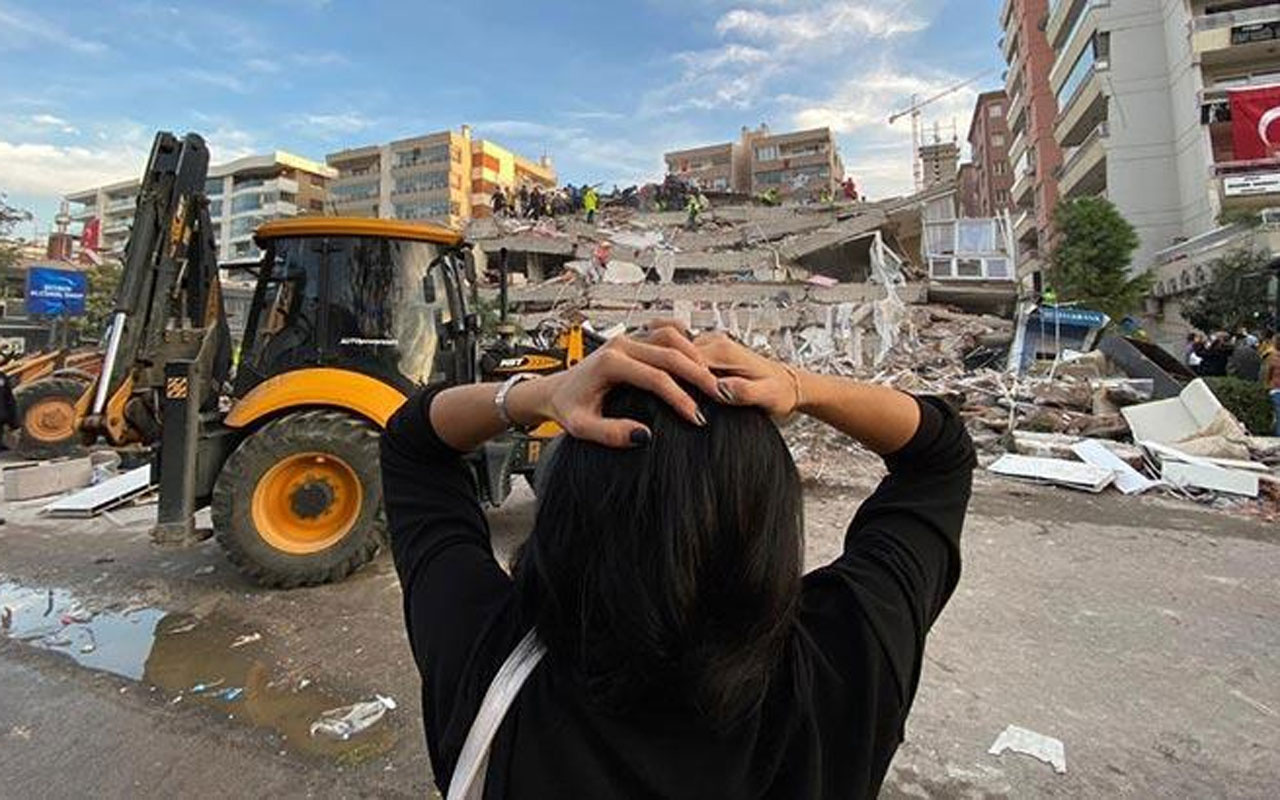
[{"xmin": 503, "ymin": 374, "xmax": 557, "ymax": 428}]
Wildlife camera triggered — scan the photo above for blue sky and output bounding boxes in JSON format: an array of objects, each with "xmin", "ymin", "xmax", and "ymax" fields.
[{"xmin": 0, "ymin": 0, "xmax": 1003, "ymax": 237}]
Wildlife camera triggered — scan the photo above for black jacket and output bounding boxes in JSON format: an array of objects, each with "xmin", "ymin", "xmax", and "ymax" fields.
[{"xmin": 381, "ymin": 392, "xmax": 975, "ymax": 799}]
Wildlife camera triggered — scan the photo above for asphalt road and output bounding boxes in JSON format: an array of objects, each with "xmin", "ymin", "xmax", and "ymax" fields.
[{"xmin": 1, "ymin": 469, "xmax": 1277, "ymax": 799}]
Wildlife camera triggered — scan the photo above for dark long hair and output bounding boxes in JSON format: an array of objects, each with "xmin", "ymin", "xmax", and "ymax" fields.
[{"xmin": 513, "ymin": 385, "xmax": 803, "ymax": 728}]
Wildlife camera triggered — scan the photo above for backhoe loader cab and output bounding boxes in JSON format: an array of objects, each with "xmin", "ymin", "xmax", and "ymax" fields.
[{"xmin": 156, "ymin": 217, "xmax": 516, "ymax": 589}]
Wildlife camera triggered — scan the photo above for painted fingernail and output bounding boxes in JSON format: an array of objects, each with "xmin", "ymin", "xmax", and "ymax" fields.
[
  {"xmin": 694, "ymin": 409, "xmax": 708, "ymax": 427},
  {"xmin": 630, "ymin": 428, "xmax": 652, "ymax": 446},
  {"xmin": 717, "ymin": 380, "xmax": 735, "ymax": 403}
]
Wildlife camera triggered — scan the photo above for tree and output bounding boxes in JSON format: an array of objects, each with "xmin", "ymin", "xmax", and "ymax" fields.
[
  {"xmin": 0, "ymin": 194, "xmax": 33, "ymax": 296},
  {"xmin": 1182, "ymin": 247, "xmax": 1273, "ymax": 334},
  {"xmin": 1045, "ymin": 196, "xmax": 1153, "ymax": 321}
]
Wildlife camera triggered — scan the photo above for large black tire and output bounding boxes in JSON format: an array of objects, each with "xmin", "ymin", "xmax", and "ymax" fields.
[
  {"xmin": 212, "ymin": 409, "xmax": 385, "ymax": 589},
  {"xmin": 12, "ymin": 376, "xmax": 91, "ymax": 459}
]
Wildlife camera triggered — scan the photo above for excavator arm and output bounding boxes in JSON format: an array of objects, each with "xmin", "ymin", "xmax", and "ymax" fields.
[{"xmin": 81, "ymin": 132, "xmax": 230, "ymax": 445}]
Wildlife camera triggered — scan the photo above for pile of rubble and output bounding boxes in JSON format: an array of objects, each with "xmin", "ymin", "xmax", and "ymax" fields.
[{"xmin": 468, "ymin": 199, "xmax": 1278, "ymax": 517}]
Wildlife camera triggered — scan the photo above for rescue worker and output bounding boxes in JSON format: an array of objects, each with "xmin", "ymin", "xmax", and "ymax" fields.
[{"xmin": 583, "ymin": 185, "xmax": 599, "ymax": 225}]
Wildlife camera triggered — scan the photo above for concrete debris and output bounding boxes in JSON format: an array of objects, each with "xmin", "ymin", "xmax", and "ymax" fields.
[
  {"xmin": 466, "ymin": 196, "xmax": 1276, "ymax": 516},
  {"xmin": 988, "ymin": 454, "xmax": 1115, "ymax": 493}
]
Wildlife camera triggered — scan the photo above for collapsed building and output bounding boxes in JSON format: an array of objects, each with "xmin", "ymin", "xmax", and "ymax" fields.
[{"xmin": 466, "ymin": 181, "xmax": 1019, "ymax": 365}]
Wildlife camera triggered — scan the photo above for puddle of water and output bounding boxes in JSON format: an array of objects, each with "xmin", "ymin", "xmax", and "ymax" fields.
[{"xmin": 0, "ymin": 580, "xmax": 396, "ymax": 763}]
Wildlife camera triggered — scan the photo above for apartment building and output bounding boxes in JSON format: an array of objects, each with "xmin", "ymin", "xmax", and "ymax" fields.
[
  {"xmin": 999, "ymin": 0, "xmax": 1064, "ymax": 291},
  {"xmin": 966, "ymin": 91, "xmax": 1016, "ymax": 217},
  {"xmin": 919, "ymin": 140, "xmax": 961, "ymax": 188},
  {"xmin": 665, "ymin": 125, "xmax": 843, "ymax": 199},
  {"xmin": 1046, "ymin": 0, "xmax": 1280, "ymax": 346},
  {"xmin": 66, "ymin": 151, "xmax": 335, "ymax": 261},
  {"xmin": 326, "ymin": 126, "xmax": 555, "ymax": 228}
]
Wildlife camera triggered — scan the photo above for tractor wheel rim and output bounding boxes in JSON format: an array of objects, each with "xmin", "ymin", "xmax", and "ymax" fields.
[
  {"xmin": 26, "ymin": 398, "xmax": 76, "ymax": 443},
  {"xmin": 250, "ymin": 452, "xmax": 363, "ymax": 555}
]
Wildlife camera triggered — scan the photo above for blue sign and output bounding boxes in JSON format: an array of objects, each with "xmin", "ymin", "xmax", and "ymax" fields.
[{"xmin": 26, "ymin": 266, "xmax": 88, "ymax": 316}]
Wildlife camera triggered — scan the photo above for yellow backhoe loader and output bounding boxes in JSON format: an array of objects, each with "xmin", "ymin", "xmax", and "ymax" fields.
[{"xmin": 68, "ymin": 131, "xmax": 589, "ymax": 587}]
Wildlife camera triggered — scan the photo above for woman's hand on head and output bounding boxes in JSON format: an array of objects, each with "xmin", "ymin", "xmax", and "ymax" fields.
[
  {"xmin": 693, "ymin": 330, "xmax": 801, "ymax": 418},
  {"xmin": 507, "ymin": 327, "xmax": 720, "ymax": 448}
]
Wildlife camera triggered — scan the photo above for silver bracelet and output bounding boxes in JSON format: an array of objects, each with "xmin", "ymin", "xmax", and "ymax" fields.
[{"xmin": 494, "ymin": 373, "xmax": 538, "ymax": 430}]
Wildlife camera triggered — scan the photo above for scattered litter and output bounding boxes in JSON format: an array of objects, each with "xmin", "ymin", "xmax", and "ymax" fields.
[
  {"xmin": 309, "ymin": 695, "xmax": 397, "ymax": 740},
  {"xmin": 229, "ymin": 632, "xmax": 262, "ymax": 649},
  {"xmin": 165, "ymin": 620, "xmax": 199, "ymax": 635},
  {"xmin": 193, "ymin": 565, "xmax": 215, "ymax": 576},
  {"xmin": 191, "ymin": 680, "xmax": 225, "ymax": 694},
  {"xmin": 988, "ymin": 724, "xmax": 1067, "ymax": 774},
  {"xmin": 217, "ymin": 687, "xmax": 245, "ymax": 702}
]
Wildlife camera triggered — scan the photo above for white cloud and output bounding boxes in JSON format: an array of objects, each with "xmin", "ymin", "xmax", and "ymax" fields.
[
  {"xmin": 293, "ymin": 112, "xmax": 375, "ymax": 137},
  {"xmin": 0, "ymin": 140, "xmax": 146, "ymax": 197},
  {"xmin": 292, "ymin": 51, "xmax": 349, "ymax": 67},
  {"xmin": 246, "ymin": 58, "xmax": 282, "ymax": 74},
  {"xmin": 0, "ymin": 3, "xmax": 108, "ymax": 55},
  {"xmin": 716, "ymin": 3, "xmax": 926, "ymax": 45},
  {"xmin": 180, "ymin": 69, "xmax": 249, "ymax": 94},
  {"xmin": 30, "ymin": 114, "xmax": 80, "ymax": 135}
]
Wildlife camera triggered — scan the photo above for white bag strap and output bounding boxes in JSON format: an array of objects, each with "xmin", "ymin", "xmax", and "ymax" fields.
[{"xmin": 446, "ymin": 629, "xmax": 547, "ymax": 800}]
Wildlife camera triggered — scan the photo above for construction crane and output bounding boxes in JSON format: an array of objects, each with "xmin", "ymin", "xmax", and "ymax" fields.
[{"xmin": 888, "ymin": 68, "xmax": 998, "ymax": 191}]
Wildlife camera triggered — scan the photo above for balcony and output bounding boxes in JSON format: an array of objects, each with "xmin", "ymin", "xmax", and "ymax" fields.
[
  {"xmin": 1011, "ymin": 165, "xmax": 1036, "ymax": 208},
  {"xmin": 1014, "ymin": 209, "xmax": 1037, "ymax": 243},
  {"xmin": 1192, "ymin": 4, "xmax": 1280, "ymax": 64},
  {"xmin": 1046, "ymin": 0, "xmax": 1084, "ymax": 50},
  {"xmin": 1058, "ymin": 122, "xmax": 1109, "ymax": 198},
  {"xmin": 1055, "ymin": 65, "xmax": 1106, "ymax": 147},
  {"xmin": 1008, "ymin": 129, "xmax": 1029, "ymax": 166},
  {"xmin": 1214, "ymin": 158, "xmax": 1280, "ymax": 210},
  {"xmin": 1007, "ymin": 89, "xmax": 1028, "ymax": 136},
  {"xmin": 1002, "ymin": 26, "xmax": 1020, "ymax": 64},
  {"xmin": 231, "ymin": 177, "xmax": 297, "ymax": 197}
]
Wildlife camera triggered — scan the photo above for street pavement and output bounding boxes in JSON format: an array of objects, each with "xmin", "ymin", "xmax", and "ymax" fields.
[{"xmin": 1, "ymin": 470, "xmax": 1277, "ymax": 799}]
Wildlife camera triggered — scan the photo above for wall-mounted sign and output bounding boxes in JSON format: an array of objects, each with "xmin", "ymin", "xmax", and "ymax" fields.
[{"xmin": 1223, "ymin": 172, "xmax": 1280, "ymax": 197}]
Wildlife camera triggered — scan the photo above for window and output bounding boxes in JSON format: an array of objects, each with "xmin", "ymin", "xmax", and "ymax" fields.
[
  {"xmin": 393, "ymin": 171, "xmax": 448, "ymax": 195},
  {"xmin": 332, "ymin": 181, "xmax": 379, "ymax": 201},
  {"xmin": 309, "ymin": 199, "xmax": 324, "ymax": 212},
  {"xmin": 988, "ymin": 103, "xmax": 1004, "ymax": 118},
  {"xmin": 996, "ymin": 190, "xmax": 1009, "ymax": 205},
  {"xmin": 309, "ymin": 174, "xmax": 325, "ymax": 186},
  {"xmin": 205, "ymin": 179, "xmax": 224, "ymax": 196},
  {"xmin": 991, "ymin": 133, "xmax": 1006, "ymax": 147},
  {"xmin": 755, "ymin": 170, "xmax": 783, "ymax": 185},
  {"xmin": 755, "ymin": 145, "xmax": 779, "ymax": 162},
  {"xmin": 232, "ymin": 193, "xmax": 263, "ymax": 214},
  {"xmin": 993, "ymin": 162, "xmax": 1007, "ymax": 175},
  {"xmin": 209, "ymin": 200, "xmax": 223, "ymax": 218}
]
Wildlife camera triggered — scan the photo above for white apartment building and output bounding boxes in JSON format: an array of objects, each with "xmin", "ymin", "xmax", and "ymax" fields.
[
  {"xmin": 66, "ymin": 151, "xmax": 336, "ymax": 262},
  {"xmin": 1047, "ymin": 0, "xmax": 1280, "ymax": 345}
]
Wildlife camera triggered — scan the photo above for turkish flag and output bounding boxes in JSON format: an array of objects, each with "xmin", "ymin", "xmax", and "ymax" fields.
[
  {"xmin": 1229, "ymin": 85, "xmax": 1280, "ymax": 160},
  {"xmin": 80, "ymin": 216, "xmax": 100, "ymax": 252}
]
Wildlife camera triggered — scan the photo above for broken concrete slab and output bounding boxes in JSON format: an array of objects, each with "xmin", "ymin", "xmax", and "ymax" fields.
[
  {"xmin": 1071, "ymin": 440, "xmax": 1161, "ymax": 495},
  {"xmin": 1099, "ymin": 336, "xmax": 1195, "ymax": 400},
  {"xmin": 1121, "ymin": 379, "xmax": 1248, "ymax": 445},
  {"xmin": 988, "ymin": 454, "xmax": 1114, "ymax": 493},
  {"xmin": 2, "ymin": 456, "xmax": 93, "ymax": 501},
  {"xmin": 1161, "ymin": 461, "xmax": 1260, "ymax": 498}
]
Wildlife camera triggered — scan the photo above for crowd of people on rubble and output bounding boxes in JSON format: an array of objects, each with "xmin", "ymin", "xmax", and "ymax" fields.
[
  {"xmin": 488, "ymin": 174, "xmax": 861, "ymax": 226},
  {"xmin": 1184, "ymin": 327, "xmax": 1280, "ymax": 434},
  {"xmin": 489, "ymin": 183, "xmax": 601, "ymax": 222}
]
